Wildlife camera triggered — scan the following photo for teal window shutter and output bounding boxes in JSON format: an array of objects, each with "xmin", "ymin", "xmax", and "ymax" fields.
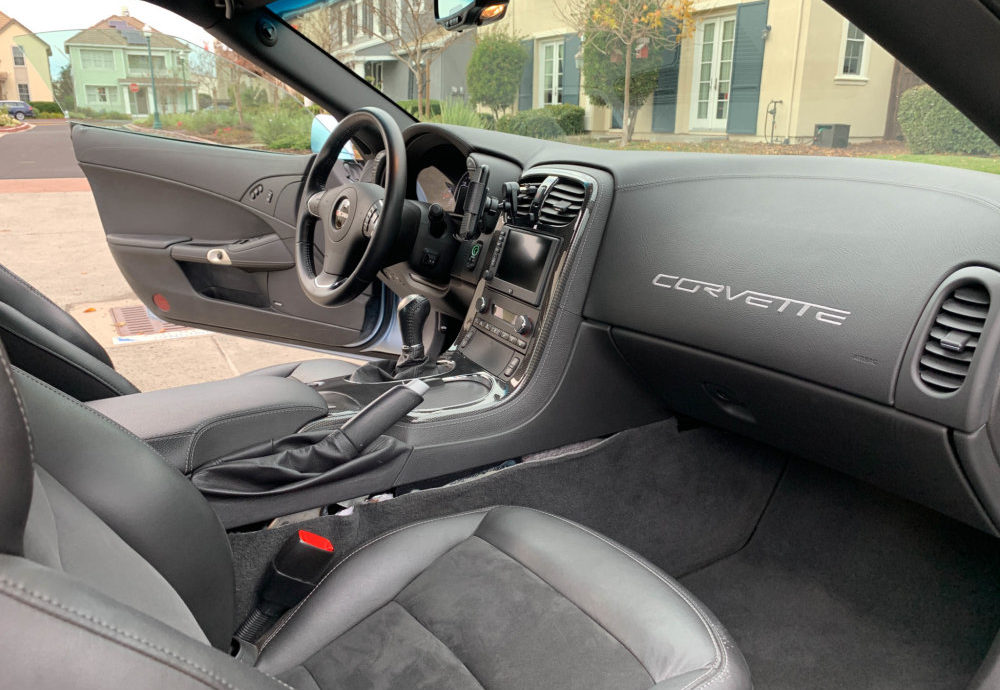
[
  {"xmin": 563, "ymin": 34, "xmax": 581, "ymax": 105},
  {"xmin": 519, "ymin": 39, "xmax": 534, "ymax": 111},
  {"xmin": 727, "ymin": 0, "xmax": 768, "ymax": 135},
  {"xmin": 652, "ymin": 39, "xmax": 681, "ymax": 132}
]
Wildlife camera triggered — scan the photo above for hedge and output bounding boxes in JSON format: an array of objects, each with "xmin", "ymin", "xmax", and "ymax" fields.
[
  {"xmin": 897, "ymin": 85, "xmax": 1000, "ymax": 155},
  {"xmin": 544, "ymin": 104, "xmax": 585, "ymax": 135},
  {"xmin": 29, "ymin": 101, "xmax": 62, "ymax": 114},
  {"xmin": 497, "ymin": 109, "xmax": 565, "ymax": 140}
]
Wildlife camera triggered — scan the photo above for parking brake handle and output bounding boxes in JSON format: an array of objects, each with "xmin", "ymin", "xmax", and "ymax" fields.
[{"xmin": 339, "ymin": 379, "xmax": 429, "ymax": 455}]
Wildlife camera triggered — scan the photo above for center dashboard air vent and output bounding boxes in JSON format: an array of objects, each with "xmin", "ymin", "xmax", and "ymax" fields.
[
  {"xmin": 515, "ymin": 175, "xmax": 587, "ymax": 228},
  {"xmin": 538, "ymin": 178, "xmax": 587, "ymax": 227},
  {"xmin": 918, "ymin": 283, "xmax": 990, "ymax": 393}
]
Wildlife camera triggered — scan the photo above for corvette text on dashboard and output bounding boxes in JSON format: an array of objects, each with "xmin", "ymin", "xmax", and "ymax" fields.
[{"xmin": 652, "ymin": 274, "xmax": 851, "ymax": 326}]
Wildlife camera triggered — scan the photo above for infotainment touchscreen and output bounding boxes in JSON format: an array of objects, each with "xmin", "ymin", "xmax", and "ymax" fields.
[{"xmin": 495, "ymin": 230, "xmax": 558, "ymax": 299}]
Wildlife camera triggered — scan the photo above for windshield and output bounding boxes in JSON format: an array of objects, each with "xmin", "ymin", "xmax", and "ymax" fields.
[{"xmin": 270, "ymin": 0, "xmax": 1000, "ymax": 175}]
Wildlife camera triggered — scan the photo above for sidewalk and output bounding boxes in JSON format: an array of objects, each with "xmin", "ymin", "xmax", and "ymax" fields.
[{"xmin": 0, "ymin": 181, "xmax": 359, "ymax": 391}]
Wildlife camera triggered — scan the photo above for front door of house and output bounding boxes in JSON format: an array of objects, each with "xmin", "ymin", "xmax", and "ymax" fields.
[
  {"xmin": 131, "ymin": 87, "xmax": 149, "ymax": 116},
  {"xmin": 690, "ymin": 15, "xmax": 736, "ymax": 131}
]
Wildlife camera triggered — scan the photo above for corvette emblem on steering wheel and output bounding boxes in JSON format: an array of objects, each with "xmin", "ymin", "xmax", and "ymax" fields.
[{"xmin": 333, "ymin": 197, "xmax": 351, "ymax": 230}]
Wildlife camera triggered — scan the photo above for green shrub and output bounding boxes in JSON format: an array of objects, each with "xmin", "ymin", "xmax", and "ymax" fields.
[
  {"xmin": 544, "ymin": 103, "xmax": 585, "ymax": 135},
  {"xmin": 468, "ymin": 33, "xmax": 527, "ymax": 120},
  {"xmin": 165, "ymin": 109, "xmax": 242, "ymax": 134},
  {"xmin": 29, "ymin": 101, "xmax": 62, "ymax": 114},
  {"xmin": 0, "ymin": 112, "xmax": 17, "ymax": 127},
  {"xmin": 251, "ymin": 109, "xmax": 312, "ymax": 150},
  {"xmin": 432, "ymin": 99, "xmax": 485, "ymax": 128},
  {"xmin": 398, "ymin": 99, "xmax": 442, "ymax": 119},
  {"xmin": 497, "ymin": 109, "xmax": 565, "ymax": 140},
  {"xmin": 897, "ymin": 85, "xmax": 1000, "ymax": 155},
  {"xmin": 479, "ymin": 111, "xmax": 496, "ymax": 130}
]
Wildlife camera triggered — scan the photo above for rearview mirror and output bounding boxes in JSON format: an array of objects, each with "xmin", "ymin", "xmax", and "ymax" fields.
[{"xmin": 435, "ymin": 0, "xmax": 509, "ymax": 31}]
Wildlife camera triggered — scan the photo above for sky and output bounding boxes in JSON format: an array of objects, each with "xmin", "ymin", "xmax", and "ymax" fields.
[{"xmin": 0, "ymin": 1, "xmax": 214, "ymax": 47}]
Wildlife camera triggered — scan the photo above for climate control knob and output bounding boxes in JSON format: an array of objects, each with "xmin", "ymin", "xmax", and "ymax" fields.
[
  {"xmin": 513, "ymin": 314, "xmax": 533, "ymax": 336},
  {"xmin": 475, "ymin": 296, "xmax": 489, "ymax": 313}
]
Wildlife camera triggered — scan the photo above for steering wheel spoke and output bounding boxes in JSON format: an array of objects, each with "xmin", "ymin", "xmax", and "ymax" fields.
[{"xmin": 295, "ymin": 108, "xmax": 406, "ymax": 307}]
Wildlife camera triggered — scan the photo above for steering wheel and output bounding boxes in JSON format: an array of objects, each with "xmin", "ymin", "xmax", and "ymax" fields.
[{"xmin": 296, "ymin": 107, "xmax": 406, "ymax": 306}]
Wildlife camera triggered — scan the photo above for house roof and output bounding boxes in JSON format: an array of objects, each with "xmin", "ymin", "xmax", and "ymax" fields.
[
  {"xmin": 65, "ymin": 15, "xmax": 187, "ymax": 50},
  {"xmin": 0, "ymin": 11, "xmax": 52, "ymax": 55}
]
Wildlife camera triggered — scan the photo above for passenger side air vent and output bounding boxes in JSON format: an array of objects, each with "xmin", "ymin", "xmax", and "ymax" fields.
[
  {"xmin": 538, "ymin": 178, "xmax": 587, "ymax": 227},
  {"xmin": 918, "ymin": 283, "xmax": 990, "ymax": 393}
]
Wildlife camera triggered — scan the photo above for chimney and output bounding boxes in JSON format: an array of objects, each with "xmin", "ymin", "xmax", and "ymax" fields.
[{"xmin": 121, "ymin": 7, "xmax": 130, "ymax": 17}]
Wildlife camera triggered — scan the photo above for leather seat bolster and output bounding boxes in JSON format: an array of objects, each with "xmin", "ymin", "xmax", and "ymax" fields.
[
  {"xmin": 0, "ymin": 302, "xmax": 138, "ymax": 401},
  {"xmin": 88, "ymin": 376, "xmax": 329, "ymax": 473},
  {"xmin": 0, "ymin": 556, "xmax": 285, "ymax": 690},
  {"xmin": 0, "ymin": 264, "xmax": 114, "ymax": 367},
  {"xmin": 254, "ymin": 509, "xmax": 490, "ymax": 674},
  {"xmin": 13, "ymin": 369, "xmax": 237, "ymax": 650}
]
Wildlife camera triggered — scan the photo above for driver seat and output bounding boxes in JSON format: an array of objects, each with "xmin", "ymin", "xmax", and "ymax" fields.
[{"xmin": 0, "ymin": 263, "xmax": 359, "ymax": 401}]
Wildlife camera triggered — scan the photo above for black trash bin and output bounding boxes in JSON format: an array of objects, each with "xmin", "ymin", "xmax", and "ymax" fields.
[{"xmin": 814, "ymin": 123, "xmax": 850, "ymax": 147}]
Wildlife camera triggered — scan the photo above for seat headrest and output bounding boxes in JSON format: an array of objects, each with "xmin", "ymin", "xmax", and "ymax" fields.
[{"xmin": 0, "ymin": 344, "xmax": 33, "ymax": 556}]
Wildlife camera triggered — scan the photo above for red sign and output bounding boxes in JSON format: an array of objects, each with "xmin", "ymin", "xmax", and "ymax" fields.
[{"xmin": 129, "ymin": 83, "xmax": 139, "ymax": 93}]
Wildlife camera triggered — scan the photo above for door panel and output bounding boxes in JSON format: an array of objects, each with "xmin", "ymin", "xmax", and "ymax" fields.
[{"xmin": 73, "ymin": 124, "xmax": 388, "ymax": 351}]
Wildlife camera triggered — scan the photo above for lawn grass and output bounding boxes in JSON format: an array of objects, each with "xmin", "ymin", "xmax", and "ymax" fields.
[{"xmin": 871, "ymin": 153, "xmax": 1000, "ymax": 175}]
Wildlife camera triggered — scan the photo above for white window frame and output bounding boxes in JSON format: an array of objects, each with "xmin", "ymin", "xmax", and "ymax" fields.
[
  {"xmin": 86, "ymin": 85, "xmax": 120, "ymax": 105},
  {"xmin": 537, "ymin": 39, "xmax": 564, "ymax": 107},
  {"xmin": 836, "ymin": 19, "xmax": 871, "ymax": 82},
  {"xmin": 80, "ymin": 49, "xmax": 115, "ymax": 71},
  {"xmin": 17, "ymin": 83, "xmax": 30, "ymax": 101},
  {"xmin": 12, "ymin": 46, "xmax": 25, "ymax": 66}
]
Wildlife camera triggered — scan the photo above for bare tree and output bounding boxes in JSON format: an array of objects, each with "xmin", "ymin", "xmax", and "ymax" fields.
[{"xmin": 365, "ymin": 0, "xmax": 460, "ymax": 119}]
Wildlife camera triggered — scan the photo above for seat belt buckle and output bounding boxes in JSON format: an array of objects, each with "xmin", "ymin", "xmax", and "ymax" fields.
[
  {"xmin": 263, "ymin": 530, "xmax": 336, "ymax": 610},
  {"xmin": 233, "ymin": 529, "xmax": 336, "ymax": 650}
]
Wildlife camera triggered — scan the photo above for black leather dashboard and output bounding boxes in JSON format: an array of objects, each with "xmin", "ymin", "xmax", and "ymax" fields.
[{"xmin": 412, "ymin": 124, "xmax": 1000, "ymax": 535}]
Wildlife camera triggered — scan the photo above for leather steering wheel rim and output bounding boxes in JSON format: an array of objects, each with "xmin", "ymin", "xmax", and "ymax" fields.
[{"xmin": 296, "ymin": 107, "xmax": 406, "ymax": 307}]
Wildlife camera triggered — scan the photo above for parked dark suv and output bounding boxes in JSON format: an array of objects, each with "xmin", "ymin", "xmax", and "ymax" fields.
[{"xmin": 0, "ymin": 100, "xmax": 35, "ymax": 121}]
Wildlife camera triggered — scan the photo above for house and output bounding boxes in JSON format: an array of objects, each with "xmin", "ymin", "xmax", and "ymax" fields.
[
  {"xmin": 279, "ymin": 0, "xmax": 474, "ymax": 105},
  {"xmin": 65, "ymin": 14, "xmax": 196, "ymax": 116},
  {"xmin": 504, "ymin": 0, "xmax": 909, "ymax": 143},
  {"xmin": 0, "ymin": 11, "xmax": 54, "ymax": 103}
]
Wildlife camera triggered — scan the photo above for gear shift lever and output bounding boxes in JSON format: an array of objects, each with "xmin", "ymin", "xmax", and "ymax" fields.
[{"xmin": 397, "ymin": 294, "xmax": 431, "ymax": 370}]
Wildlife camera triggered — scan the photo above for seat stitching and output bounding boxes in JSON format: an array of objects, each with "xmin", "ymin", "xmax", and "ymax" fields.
[
  {"xmin": 182, "ymin": 405, "xmax": 327, "ymax": 474},
  {"xmin": 392, "ymin": 600, "xmax": 488, "ymax": 690},
  {"xmin": 13, "ymin": 368, "xmax": 155, "ymax": 450},
  {"xmin": 0, "ymin": 576, "xmax": 293, "ymax": 690},
  {"xmin": 0, "ymin": 348, "xmax": 34, "ymax": 463},
  {"xmin": 471, "ymin": 533, "xmax": 655, "ymax": 685},
  {"xmin": 0, "ymin": 323, "xmax": 132, "ymax": 397},
  {"xmin": 256, "ymin": 508, "xmax": 492, "ymax": 651},
  {"xmin": 502, "ymin": 507, "xmax": 726, "ymax": 689}
]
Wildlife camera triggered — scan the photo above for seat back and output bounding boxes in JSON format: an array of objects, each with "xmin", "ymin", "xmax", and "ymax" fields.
[
  {"xmin": 0, "ymin": 264, "xmax": 138, "ymax": 400},
  {"xmin": 0, "ymin": 343, "xmax": 281, "ymax": 688}
]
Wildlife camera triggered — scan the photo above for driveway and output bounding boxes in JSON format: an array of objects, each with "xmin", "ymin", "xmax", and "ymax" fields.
[
  {"xmin": 0, "ymin": 121, "xmax": 84, "ymax": 179},
  {"xmin": 0, "ymin": 121, "xmax": 360, "ymax": 391}
]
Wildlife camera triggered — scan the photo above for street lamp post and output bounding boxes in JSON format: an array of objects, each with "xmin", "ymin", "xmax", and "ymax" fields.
[{"xmin": 144, "ymin": 26, "xmax": 162, "ymax": 129}]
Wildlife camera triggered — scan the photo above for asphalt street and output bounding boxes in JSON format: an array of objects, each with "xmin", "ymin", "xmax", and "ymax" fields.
[{"xmin": 0, "ymin": 120, "xmax": 84, "ymax": 178}]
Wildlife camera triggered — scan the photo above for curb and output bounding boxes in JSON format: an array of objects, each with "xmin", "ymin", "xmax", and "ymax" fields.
[{"xmin": 0, "ymin": 122, "xmax": 34, "ymax": 136}]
